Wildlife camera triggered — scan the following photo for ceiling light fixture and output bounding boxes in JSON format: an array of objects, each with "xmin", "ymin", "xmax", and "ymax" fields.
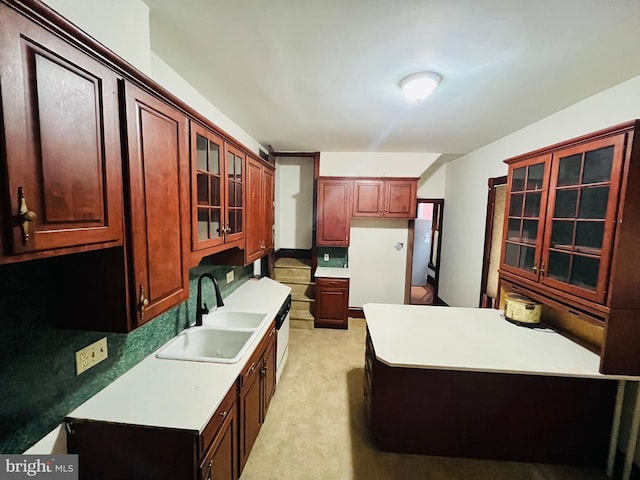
[{"xmin": 400, "ymin": 72, "xmax": 441, "ymax": 102}]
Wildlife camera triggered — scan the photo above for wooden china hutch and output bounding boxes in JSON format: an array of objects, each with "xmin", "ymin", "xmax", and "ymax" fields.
[{"xmin": 499, "ymin": 120, "xmax": 640, "ymax": 375}]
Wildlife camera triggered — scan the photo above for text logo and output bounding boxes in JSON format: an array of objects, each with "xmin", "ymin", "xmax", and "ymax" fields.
[{"xmin": 0, "ymin": 455, "xmax": 77, "ymax": 479}]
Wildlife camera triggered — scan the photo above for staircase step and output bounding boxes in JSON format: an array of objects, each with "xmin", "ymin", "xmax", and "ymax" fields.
[
  {"xmin": 273, "ymin": 269, "xmax": 311, "ymax": 283},
  {"xmin": 290, "ymin": 310, "xmax": 315, "ymax": 330},
  {"xmin": 274, "ymin": 258, "xmax": 311, "ymax": 269},
  {"xmin": 285, "ymin": 282, "xmax": 315, "ymax": 298}
]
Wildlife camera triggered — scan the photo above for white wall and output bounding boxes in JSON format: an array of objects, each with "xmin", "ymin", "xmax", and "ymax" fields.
[
  {"xmin": 42, "ymin": 0, "xmax": 152, "ymax": 76},
  {"xmin": 150, "ymin": 54, "xmax": 264, "ymax": 155},
  {"xmin": 417, "ymin": 162, "xmax": 446, "ymax": 199},
  {"xmin": 320, "ymin": 152, "xmax": 439, "ymax": 307},
  {"xmin": 274, "ymin": 157, "xmax": 314, "ymax": 250},
  {"xmin": 320, "ymin": 152, "xmax": 440, "ymax": 177},
  {"xmin": 349, "ymin": 219, "xmax": 408, "ymax": 307},
  {"xmin": 438, "ymin": 74, "xmax": 640, "ymax": 309}
]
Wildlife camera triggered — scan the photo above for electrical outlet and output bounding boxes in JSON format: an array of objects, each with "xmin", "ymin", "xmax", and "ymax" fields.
[
  {"xmin": 323, "ymin": 254, "xmax": 329, "ymax": 261},
  {"xmin": 226, "ymin": 270, "xmax": 234, "ymax": 284},
  {"xmin": 75, "ymin": 337, "xmax": 108, "ymax": 375}
]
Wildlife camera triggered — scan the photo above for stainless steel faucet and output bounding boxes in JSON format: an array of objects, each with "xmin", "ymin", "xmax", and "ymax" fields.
[{"xmin": 195, "ymin": 273, "xmax": 224, "ymax": 326}]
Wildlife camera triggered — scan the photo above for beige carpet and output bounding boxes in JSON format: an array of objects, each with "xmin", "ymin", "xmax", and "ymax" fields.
[{"xmin": 240, "ymin": 318, "xmax": 610, "ymax": 480}]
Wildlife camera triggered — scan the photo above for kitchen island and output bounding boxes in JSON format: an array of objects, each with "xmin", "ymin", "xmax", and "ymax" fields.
[{"xmin": 363, "ymin": 303, "xmax": 628, "ymax": 468}]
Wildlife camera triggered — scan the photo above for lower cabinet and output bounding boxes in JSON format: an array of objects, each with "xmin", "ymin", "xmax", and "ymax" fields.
[
  {"xmin": 65, "ymin": 325, "xmax": 277, "ymax": 480},
  {"xmin": 199, "ymin": 398, "xmax": 238, "ymax": 480},
  {"xmin": 239, "ymin": 323, "xmax": 277, "ymax": 472},
  {"xmin": 66, "ymin": 383, "xmax": 238, "ymax": 480},
  {"xmin": 315, "ymin": 277, "xmax": 350, "ymax": 329}
]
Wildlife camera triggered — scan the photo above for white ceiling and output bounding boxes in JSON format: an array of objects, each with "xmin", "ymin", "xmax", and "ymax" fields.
[{"xmin": 142, "ymin": 0, "xmax": 640, "ymax": 155}]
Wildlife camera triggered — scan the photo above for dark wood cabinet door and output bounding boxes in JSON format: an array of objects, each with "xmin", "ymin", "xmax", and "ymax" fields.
[
  {"xmin": 239, "ymin": 369, "xmax": 261, "ymax": 472},
  {"xmin": 262, "ymin": 166, "xmax": 275, "ymax": 253},
  {"xmin": 353, "ymin": 179, "xmax": 384, "ymax": 217},
  {"xmin": 122, "ymin": 81, "xmax": 189, "ymax": 326},
  {"xmin": 191, "ymin": 122, "xmax": 226, "ymax": 252},
  {"xmin": 315, "ymin": 278, "xmax": 349, "ymax": 328},
  {"xmin": 0, "ymin": 5, "xmax": 123, "ymax": 258},
  {"xmin": 384, "ymin": 180, "xmax": 417, "ymax": 218},
  {"xmin": 317, "ymin": 178, "xmax": 351, "ymax": 246},
  {"xmin": 500, "ymin": 154, "xmax": 551, "ymax": 282},
  {"xmin": 245, "ymin": 157, "xmax": 263, "ymax": 263},
  {"xmin": 200, "ymin": 403, "xmax": 238, "ymax": 480},
  {"xmin": 225, "ymin": 144, "xmax": 245, "ymax": 245},
  {"xmin": 262, "ymin": 329, "xmax": 277, "ymax": 416},
  {"xmin": 541, "ymin": 134, "xmax": 626, "ymax": 304}
]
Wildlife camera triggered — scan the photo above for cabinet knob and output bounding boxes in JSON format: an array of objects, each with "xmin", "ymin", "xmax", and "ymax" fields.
[
  {"xmin": 219, "ymin": 410, "xmax": 228, "ymax": 419},
  {"xmin": 17, "ymin": 187, "xmax": 37, "ymax": 245},
  {"xmin": 138, "ymin": 284, "xmax": 150, "ymax": 319}
]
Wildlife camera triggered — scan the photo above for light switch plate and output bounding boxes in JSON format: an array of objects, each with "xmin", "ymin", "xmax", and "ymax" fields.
[
  {"xmin": 76, "ymin": 337, "xmax": 108, "ymax": 375},
  {"xmin": 226, "ymin": 270, "xmax": 234, "ymax": 284}
]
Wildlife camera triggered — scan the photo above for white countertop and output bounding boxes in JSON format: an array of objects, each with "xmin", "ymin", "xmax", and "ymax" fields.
[
  {"xmin": 314, "ymin": 267, "xmax": 350, "ymax": 278},
  {"xmin": 364, "ymin": 303, "xmax": 633, "ymax": 380},
  {"xmin": 68, "ymin": 277, "xmax": 291, "ymax": 433}
]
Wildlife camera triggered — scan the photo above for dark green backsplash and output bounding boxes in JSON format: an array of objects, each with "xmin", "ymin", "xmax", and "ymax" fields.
[
  {"xmin": 0, "ymin": 250, "xmax": 252, "ymax": 453},
  {"xmin": 316, "ymin": 247, "xmax": 349, "ymax": 268}
]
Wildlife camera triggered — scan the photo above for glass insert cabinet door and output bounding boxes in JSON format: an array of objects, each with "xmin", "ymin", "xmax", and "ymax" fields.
[
  {"xmin": 191, "ymin": 122, "xmax": 225, "ymax": 250},
  {"xmin": 225, "ymin": 144, "xmax": 245, "ymax": 242},
  {"xmin": 541, "ymin": 134, "xmax": 625, "ymax": 303},
  {"xmin": 501, "ymin": 154, "xmax": 551, "ymax": 281}
]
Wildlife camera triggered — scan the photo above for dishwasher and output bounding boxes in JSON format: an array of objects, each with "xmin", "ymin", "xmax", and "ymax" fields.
[{"xmin": 274, "ymin": 294, "xmax": 291, "ymax": 383}]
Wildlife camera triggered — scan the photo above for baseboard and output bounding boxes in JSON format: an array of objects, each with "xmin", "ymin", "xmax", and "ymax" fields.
[{"xmin": 348, "ymin": 307, "xmax": 365, "ymax": 319}]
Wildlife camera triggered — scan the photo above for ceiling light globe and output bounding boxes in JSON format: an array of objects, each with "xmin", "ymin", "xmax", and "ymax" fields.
[{"xmin": 400, "ymin": 72, "xmax": 441, "ymax": 102}]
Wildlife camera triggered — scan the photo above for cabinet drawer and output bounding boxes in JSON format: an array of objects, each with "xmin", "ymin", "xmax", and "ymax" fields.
[
  {"xmin": 240, "ymin": 322, "xmax": 276, "ymax": 385},
  {"xmin": 201, "ymin": 382, "xmax": 238, "ymax": 455},
  {"xmin": 316, "ymin": 277, "xmax": 349, "ymax": 289}
]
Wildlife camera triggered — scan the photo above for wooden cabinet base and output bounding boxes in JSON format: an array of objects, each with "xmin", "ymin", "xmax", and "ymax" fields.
[{"xmin": 367, "ymin": 357, "xmax": 616, "ymax": 466}]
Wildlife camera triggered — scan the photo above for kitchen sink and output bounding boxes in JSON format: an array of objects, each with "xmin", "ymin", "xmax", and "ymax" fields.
[
  {"xmin": 203, "ymin": 310, "xmax": 269, "ymax": 330},
  {"xmin": 156, "ymin": 327, "xmax": 256, "ymax": 364}
]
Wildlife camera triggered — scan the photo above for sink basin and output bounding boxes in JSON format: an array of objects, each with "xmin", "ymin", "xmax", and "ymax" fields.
[
  {"xmin": 156, "ymin": 327, "xmax": 256, "ymax": 364},
  {"xmin": 203, "ymin": 310, "xmax": 269, "ymax": 330}
]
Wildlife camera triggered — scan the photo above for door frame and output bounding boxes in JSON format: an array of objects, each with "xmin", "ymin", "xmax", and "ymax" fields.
[
  {"xmin": 406, "ymin": 198, "xmax": 444, "ymax": 304},
  {"xmin": 479, "ymin": 175, "xmax": 507, "ymax": 308}
]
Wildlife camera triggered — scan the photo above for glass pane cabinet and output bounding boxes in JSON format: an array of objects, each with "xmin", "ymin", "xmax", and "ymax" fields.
[
  {"xmin": 225, "ymin": 144, "xmax": 245, "ymax": 243},
  {"xmin": 190, "ymin": 123, "xmax": 245, "ymax": 257},
  {"xmin": 541, "ymin": 136, "xmax": 625, "ymax": 303},
  {"xmin": 191, "ymin": 122, "xmax": 225, "ymax": 251},
  {"xmin": 501, "ymin": 154, "xmax": 550, "ymax": 281},
  {"xmin": 501, "ymin": 133, "xmax": 626, "ymax": 304}
]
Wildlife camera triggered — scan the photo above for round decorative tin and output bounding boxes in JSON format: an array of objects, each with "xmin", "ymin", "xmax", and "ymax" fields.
[{"xmin": 504, "ymin": 293, "xmax": 541, "ymax": 326}]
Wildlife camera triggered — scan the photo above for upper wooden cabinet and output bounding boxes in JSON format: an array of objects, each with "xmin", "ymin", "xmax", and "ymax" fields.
[
  {"xmin": 245, "ymin": 155, "xmax": 274, "ymax": 264},
  {"xmin": 499, "ymin": 120, "xmax": 640, "ymax": 375},
  {"xmin": 0, "ymin": 4, "xmax": 123, "ymax": 262},
  {"xmin": 501, "ymin": 131, "xmax": 627, "ymax": 305},
  {"xmin": 352, "ymin": 178, "xmax": 417, "ymax": 219},
  {"xmin": 189, "ymin": 122, "xmax": 245, "ymax": 266},
  {"xmin": 122, "ymin": 81, "xmax": 190, "ymax": 327},
  {"xmin": 317, "ymin": 178, "xmax": 351, "ymax": 246}
]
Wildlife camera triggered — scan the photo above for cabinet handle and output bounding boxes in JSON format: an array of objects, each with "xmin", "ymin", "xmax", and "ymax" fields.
[
  {"xmin": 219, "ymin": 410, "xmax": 228, "ymax": 419},
  {"xmin": 138, "ymin": 284, "xmax": 150, "ymax": 319},
  {"xmin": 269, "ymin": 327, "xmax": 276, "ymax": 337},
  {"xmin": 247, "ymin": 362, "xmax": 256, "ymax": 375},
  {"xmin": 205, "ymin": 458, "xmax": 213, "ymax": 480},
  {"xmin": 540, "ymin": 263, "xmax": 546, "ymax": 276},
  {"xmin": 17, "ymin": 187, "xmax": 37, "ymax": 245}
]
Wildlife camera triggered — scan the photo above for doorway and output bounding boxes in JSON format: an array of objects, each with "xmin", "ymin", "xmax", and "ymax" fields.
[
  {"xmin": 479, "ymin": 176, "xmax": 507, "ymax": 308},
  {"xmin": 407, "ymin": 199, "xmax": 444, "ymax": 305}
]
